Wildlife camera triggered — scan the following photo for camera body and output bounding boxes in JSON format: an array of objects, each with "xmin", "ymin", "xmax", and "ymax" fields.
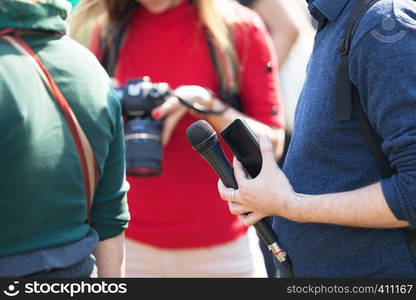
[{"xmin": 116, "ymin": 77, "xmax": 170, "ymax": 177}]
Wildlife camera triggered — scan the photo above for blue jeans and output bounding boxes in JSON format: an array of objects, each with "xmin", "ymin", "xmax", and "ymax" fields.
[{"xmin": 26, "ymin": 255, "xmax": 95, "ymax": 278}]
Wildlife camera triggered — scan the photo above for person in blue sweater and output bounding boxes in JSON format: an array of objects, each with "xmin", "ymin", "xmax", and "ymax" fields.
[{"xmin": 218, "ymin": 0, "xmax": 416, "ymax": 277}]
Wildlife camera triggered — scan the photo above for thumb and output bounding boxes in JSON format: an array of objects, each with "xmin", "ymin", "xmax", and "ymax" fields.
[
  {"xmin": 233, "ymin": 156, "xmax": 248, "ymax": 185},
  {"xmin": 161, "ymin": 108, "xmax": 186, "ymax": 146},
  {"xmin": 259, "ymin": 135, "xmax": 277, "ymax": 175}
]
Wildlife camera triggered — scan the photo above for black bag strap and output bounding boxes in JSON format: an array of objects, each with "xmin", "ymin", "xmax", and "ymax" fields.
[
  {"xmin": 335, "ymin": 0, "xmax": 381, "ymax": 121},
  {"xmin": 99, "ymin": 2, "xmax": 138, "ymax": 78},
  {"xmin": 205, "ymin": 30, "xmax": 242, "ymax": 111},
  {"xmin": 336, "ymin": 0, "xmax": 416, "ymax": 262}
]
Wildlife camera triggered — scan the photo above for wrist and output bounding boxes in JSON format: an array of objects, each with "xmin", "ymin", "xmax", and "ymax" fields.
[
  {"xmin": 205, "ymin": 98, "xmax": 228, "ymax": 121},
  {"xmin": 285, "ymin": 192, "xmax": 308, "ymax": 223},
  {"xmin": 211, "ymin": 97, "xmax": 227, "ymax": 111}
]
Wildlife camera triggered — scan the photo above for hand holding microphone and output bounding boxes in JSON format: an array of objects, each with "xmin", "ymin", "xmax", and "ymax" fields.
[{"xmin": 186, "ymin": 119, "xmax": 293, "ymax": 276}]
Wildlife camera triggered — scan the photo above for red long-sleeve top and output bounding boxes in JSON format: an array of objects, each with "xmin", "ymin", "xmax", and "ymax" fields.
[{"xmin": 90, "ymin": 1, "xmax": 284, "ymax": 248}]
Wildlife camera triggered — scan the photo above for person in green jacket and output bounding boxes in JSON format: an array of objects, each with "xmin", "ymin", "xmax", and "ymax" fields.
[{"xmin": 0, "ymin": 0, "xmax": 130, "ymax": 277}]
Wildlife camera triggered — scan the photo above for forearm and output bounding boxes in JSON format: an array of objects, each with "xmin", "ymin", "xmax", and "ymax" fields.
[
  {"xmin": 271, "ymin": 31, "xmax": 298, "ymax": 66},
  {"xmin": 205, "ymin": 99, "xmax": 285, "ymax": 159},
  {"xmin": 253, "ymin": 0, "xmax": 299, "ymax": 66},
  {"xmin": 288, "ymin": 182, "xmax": 409, "ymax": 229},
  {"xmin": 93, "ymin": 232, "xmax": 126, "ymax": 278}
]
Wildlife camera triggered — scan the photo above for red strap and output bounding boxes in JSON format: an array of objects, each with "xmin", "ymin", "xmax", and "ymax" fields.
[
  {"xmin": 0, "ymin": 35, "xmax": 99, "ymax": 223},
  {"xmin": 0, "ymin": 29, "xmax": 14, "ymax": 36}
]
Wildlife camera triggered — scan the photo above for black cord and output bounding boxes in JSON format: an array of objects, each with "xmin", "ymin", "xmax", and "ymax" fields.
[
  {"xmin": 282, "ymin": 260, "xmax": 294, "ymax": 278},
  {"xmin": 173, "ymin": 93, "xmax": 229, "ymax": 115}
]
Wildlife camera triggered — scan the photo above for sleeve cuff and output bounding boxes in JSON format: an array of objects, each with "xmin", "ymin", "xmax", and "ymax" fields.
[{"xmin": 92, "ymin": 222, "xmax": 129, "ymax": 241}]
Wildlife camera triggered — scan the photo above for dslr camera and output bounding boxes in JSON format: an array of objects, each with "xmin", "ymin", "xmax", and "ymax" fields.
[{"xmin": 115, "ymin": 76, "xmax": 170, "ymax": 177}]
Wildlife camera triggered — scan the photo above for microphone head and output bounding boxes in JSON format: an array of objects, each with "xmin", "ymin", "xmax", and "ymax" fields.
[{"xmin": 186, "ymin": 120, "xmax": 218, "ymax": 151}]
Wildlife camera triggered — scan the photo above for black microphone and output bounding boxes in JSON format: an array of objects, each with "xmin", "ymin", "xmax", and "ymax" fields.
[{"xmin": 186, "ymin": 120, "xmax": 292, "ymax": 276}]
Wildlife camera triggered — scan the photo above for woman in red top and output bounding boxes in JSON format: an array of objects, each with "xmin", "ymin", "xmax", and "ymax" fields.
[{"xmin": 71, "ymin": 0, "xmax": 285, "ymax": 277}]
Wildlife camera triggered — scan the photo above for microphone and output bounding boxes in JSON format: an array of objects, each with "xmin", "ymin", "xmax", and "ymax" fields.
[{"xmin": 186, "ymin": 120, "xmax": 292, "ymax": 275}]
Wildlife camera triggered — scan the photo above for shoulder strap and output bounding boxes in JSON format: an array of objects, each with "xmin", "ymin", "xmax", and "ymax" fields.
[
  {"xmin": 205, "ymin": 30, "xmax": 242, "ymax": 111},
  {"xmin": 335, "ymin": 0, "xmax": 416, "ymax": 262},
  {"xmin": 1, "ymin": 35, "xmax": 99, "ymax": 224},
  {"xmin": 99, "ymin": 2, "xmax": 138, "ymax": 78},
  {"xmin": 335, "ymin": 0, "xmax": 381, "ymax": 121},
  {"xmin": 336, "ymin": 0, "xmax": 393, "ymax": 178}
]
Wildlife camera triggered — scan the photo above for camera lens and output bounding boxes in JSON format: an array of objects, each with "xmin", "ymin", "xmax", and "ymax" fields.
[
  {"xmin": 148, "ymin": 87, "xmax": 162, "ymax": 99},
  {"xmin": 124, "ymin": 118, "xmax": 163, "ymax": 177},
  {"xmin": 119, "ymin": 77, "xmax": 170, "ymax": 177}
]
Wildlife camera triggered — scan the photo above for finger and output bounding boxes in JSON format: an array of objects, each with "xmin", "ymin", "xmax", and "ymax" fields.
[
  {"xmin": 237, "ymin": 214, "xmax": 249, "ymax": 226},
  {"xmin": 233, "ymin": 156, "xmax": 249, "ymax": 185},
  {"xmin": 259, "ymin": 135, "xmax": 279, "ymax": 175},
  {"xmin": 233, "ymin": 156, "xmax": 252, "ymax": 179},
  {"xmin": 238, "ymin": 212, "xmax": 265, "ymax": 227},
  {"xmin": 152, "ymin": 96, "xmax": 179, "ymax": 120},
  {"xmin": 228, "ymin": 202, "xmax": 251, "ymax": 216},
  {"xmin": 233, "ymin": 156, "xmax": 244, "ymax": 170},
  {"xmin": 161, "ymin": 107, "xmax": 186, "ymax": 146},
  {"xmin": 172, "ymin": 85, "xmax": 191, "ymax": 98},
  {"xmin": 217, "ymin": 179, "xmax": 235, "ymax": 202}
]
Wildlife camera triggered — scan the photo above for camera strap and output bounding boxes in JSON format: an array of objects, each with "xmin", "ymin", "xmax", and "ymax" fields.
[
  {"xmin": 0, "ymin": 34, "xmax": 99, "ymax": 224},
  {"xmin": 173, "ymin": 93, "xmax": 228, "ymax": 115}
]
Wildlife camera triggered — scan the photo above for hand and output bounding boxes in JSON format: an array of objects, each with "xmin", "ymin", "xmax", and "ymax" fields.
[
  {"xmin": 173, "ymin": 85, "xmax": 215, "ymax": 116},
  {"xmin": 151, "ymin": 85, "xmax": 215, "ymax": 146},
  {"xmin": 217, "ymin": 136, "xmax": 297, "ymax": 226}
]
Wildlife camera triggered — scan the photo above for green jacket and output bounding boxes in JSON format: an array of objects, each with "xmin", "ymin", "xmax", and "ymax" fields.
[{"xmin": 0, "ymin": 0, "xmax": 130, "ymax": 257}]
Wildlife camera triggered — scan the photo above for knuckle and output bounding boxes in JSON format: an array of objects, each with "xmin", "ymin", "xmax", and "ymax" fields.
[{"xmin": 238, "ymin": 185, "xmax": 250, "ymax": 200}]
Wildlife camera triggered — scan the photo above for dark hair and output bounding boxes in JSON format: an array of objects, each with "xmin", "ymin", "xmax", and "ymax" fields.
[{"xmin": 103, "ymin": 0, "xmax": 136, "ymax": 25}]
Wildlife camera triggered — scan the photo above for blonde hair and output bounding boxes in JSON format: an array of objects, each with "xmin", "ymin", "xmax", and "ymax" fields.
[{"xmin": 69, "ymin": 0, "xmax": 240, "ymax": 92}]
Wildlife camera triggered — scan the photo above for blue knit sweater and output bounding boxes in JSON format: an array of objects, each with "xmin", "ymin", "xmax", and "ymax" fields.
[{"xmin": 274, "ymin": 0, "xmax": 416, "ymax": 277}]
